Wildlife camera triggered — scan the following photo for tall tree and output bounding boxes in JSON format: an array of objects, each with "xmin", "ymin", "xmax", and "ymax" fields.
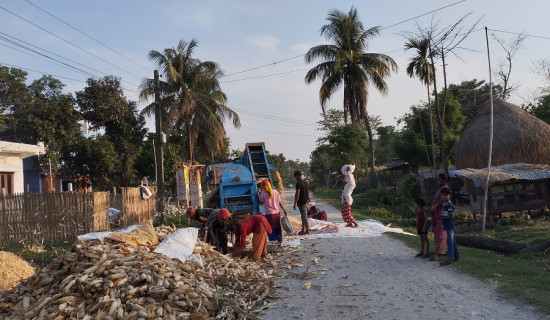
[
  {"xmin": 12, "ymin": 75, "xmax": 81, "ymax": 176},
  {"xmin": 411, "ymin": 14, "xmax": 479, "ymax": 176},
  {"xmin": 448, "ymin": 79, "xmax": 503, "ymax": 127},
  {"xmin": 305, "ymin": 7, "xmax": 398, "ymax": 186},
  {"xmin": 140, "ymin": 39, "xmax": 240, "ymax": 162},
  {"xmin": 0, "ymin": 65, "xmax": 31, "ymax": 139},
  {"xmin": 76, "ymin": 76, "xmax": 147, "ymax": 187},
  {"xmin": 404, "ymin": 36, "xmax": 437, "ymax": 172}
]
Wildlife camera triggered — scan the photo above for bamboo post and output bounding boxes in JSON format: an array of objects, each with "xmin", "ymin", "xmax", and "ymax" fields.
[{"xmin": 482, "ymin": 26, "xmax": 495, "ymax": 233}]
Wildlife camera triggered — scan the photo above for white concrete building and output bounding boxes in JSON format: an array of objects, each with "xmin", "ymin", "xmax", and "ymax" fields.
[{"xmin": 0, "ymin": 141, "xmax": 45, "ymax": 194}]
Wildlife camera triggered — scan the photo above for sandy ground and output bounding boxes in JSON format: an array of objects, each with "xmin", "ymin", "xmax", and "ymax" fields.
[{"xmin": 259, "ymin": 190, "xmax": 548, "ymax": 320}]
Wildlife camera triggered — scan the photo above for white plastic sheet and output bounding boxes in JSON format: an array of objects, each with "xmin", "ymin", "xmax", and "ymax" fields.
[
  {"xmin": 77, "ymin": 225, "xmax": 140, "ymax": 242},
  {"xmin": 153, "ymin": 227, "xmax": 199, "ymax": 263}
]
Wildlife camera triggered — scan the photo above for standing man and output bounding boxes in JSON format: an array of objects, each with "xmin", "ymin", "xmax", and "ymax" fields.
[{"xmin": 293, "ymin": 171, "xmax": 310, "ymax": 235}]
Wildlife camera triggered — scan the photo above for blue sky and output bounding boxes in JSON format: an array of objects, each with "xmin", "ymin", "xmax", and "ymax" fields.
[{"xmin": 2, "ymin": 0, "xmax": 550, "ymax": 162}]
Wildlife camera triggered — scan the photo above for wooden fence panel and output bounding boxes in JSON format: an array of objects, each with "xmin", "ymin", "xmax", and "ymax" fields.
[
  {"xmin": 0, "ymin": 187, "xmax": 157, "ymax": 246},
  {"xmin": 93, "ymin": 192, "xmax": 110, "ymax": 232}
]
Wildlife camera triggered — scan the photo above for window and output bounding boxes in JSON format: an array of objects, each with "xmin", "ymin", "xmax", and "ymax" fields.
[{"xmin": 0, "ymin": 172, "xmax": 13, "ymax": 195}]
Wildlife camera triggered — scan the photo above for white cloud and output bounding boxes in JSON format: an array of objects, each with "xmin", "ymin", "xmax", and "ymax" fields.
[{"xmin": 246, "ymin": 34, "xmax": 280, "ymax": 53}]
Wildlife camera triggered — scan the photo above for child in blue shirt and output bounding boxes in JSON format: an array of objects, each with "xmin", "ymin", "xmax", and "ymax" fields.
[{"xmin": 439, "ymin": 187, "xmax": 459, "ymax": 266}]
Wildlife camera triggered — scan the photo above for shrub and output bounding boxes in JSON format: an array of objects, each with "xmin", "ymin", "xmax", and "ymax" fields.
[
  {"xmin": 399, "ymin": 174, "xmax": 422, "ymax": 200},
  {"xmin": 361, "ymin": 207, "xmax": 393, "ymax": 219}
]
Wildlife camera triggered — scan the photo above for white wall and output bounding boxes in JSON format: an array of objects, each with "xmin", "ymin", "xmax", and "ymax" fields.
[{"xmin": 0, "ymin": 156, "xmax": 25, "ymax": 194}]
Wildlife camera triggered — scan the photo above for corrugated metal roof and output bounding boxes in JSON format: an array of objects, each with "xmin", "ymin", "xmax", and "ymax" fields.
[{"xmin": 452, "ymin": 163, "xmax": 550, "ymax": 187}]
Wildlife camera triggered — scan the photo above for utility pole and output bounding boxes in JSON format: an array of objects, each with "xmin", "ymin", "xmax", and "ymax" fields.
[{"xmin": 154, "ymin": 70, "xmax": 165, "ymax": 222}]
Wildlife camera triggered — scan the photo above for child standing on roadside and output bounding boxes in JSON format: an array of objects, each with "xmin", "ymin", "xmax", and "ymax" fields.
[
  {"xmin": 439, "ymin": 187, "xmax": 459, "ymax": 266},
  {"xmin": 414, "ymin": 197, "xmax": 430, "ymax": 258}
]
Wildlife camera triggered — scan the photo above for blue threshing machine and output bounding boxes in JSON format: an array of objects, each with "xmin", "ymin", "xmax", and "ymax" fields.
[{"xmin": 205, "ymin": 142, "xmax": 275, "ymax": 216}]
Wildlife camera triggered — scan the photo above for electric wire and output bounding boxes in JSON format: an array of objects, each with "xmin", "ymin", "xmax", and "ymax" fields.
[
  {"xmin": 231, "ymin": 107, "xmax": 319, "ymax": 125},
  {"xmin": 23, "ymin": 0, "xmax": 152, "ymax": 73},
  {"xmin": 222, "ymin": 0, "xmax": 467, "ymax": 78},
  {"xmin": 0, "ymin": 5, "xmax": 144, "ymax": 81},
  {"xmin": 488, "ymin": 28, "xmax": 550, "ymax": 41},
  {"xmin": 0, "ymin": 31, "xmax": 104, "ymax": 76},
  {"xmin": 0, "ymin": 33, "xmax": 95, "ymax": 77},
  {"xmin": 0, "ymin": 61, "xmax": 83, "ymax": 83},
  {"xmin": 0, "ymin": 44, "xmax": 92, "ymax": 80},
  {"xmin": 0, "ymin": 31, "xmax": 141, "ymax": 90}
]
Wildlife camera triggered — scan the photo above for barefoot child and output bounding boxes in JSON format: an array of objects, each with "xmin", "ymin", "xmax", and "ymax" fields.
[
  {"xmin": 439, "ymin": 187, "xmax": 459, "ymax": 266},
  {"xmin": 414, "ymin": 197, "xmax": 429, "ymax": 258}
]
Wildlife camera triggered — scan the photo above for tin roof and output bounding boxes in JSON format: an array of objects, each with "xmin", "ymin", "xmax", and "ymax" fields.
[{"xmin": 452, "ymin": 163, "xmax": 550, "ymax": 187}]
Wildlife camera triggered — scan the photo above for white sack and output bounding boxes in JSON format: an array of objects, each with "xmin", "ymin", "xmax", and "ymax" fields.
[{"xmin": 154, "ymin": 227, "xmax": 199, "ymax": 263}]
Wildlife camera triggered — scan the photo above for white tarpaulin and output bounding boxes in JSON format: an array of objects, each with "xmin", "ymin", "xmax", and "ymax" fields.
[
  {"xmin": 154, "ymin": 227, "xmax": 199, "ymax": 263},
  {"xmin": 310, "ymin": 219, "xmax": 412, "ymax": 238},
  {"xmin": 77, "ymin": 225, "xmax": 140, "ymax": 242}
]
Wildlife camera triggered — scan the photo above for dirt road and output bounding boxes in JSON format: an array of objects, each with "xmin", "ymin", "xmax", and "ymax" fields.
[{"xmin": 259, "ymin": 190, "xmax": 547, "ymax": 320}]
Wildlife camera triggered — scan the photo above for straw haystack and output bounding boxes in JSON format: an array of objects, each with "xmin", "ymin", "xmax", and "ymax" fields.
[
  {"xmin": 454, "ymin": 99, "xmax": 550, "ymax": 169},
  {"xmin": 0, "ymin": 251, "xmax": 35, "ymax": 290}
]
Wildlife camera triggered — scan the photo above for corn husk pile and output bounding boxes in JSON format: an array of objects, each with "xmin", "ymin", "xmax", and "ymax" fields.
[
  {"xmin": 0, "ymin": 251, "xmax": 36, "ymax": 291},
  {"xmin": 0, "ymin": 225, "xmax": 289, "ymax": 320}
]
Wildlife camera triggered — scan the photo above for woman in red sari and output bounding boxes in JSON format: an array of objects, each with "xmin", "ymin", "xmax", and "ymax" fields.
[{"xmin": 430, "ymin": 173, "xmax": 448, "ymax": 261}]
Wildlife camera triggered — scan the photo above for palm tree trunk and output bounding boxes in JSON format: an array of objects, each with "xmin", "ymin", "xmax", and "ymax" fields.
[
  {"xmin": 187, "ymin": 117, "xmax": 194, "ymax": 161},
  {"xmin": 429, "ymin": 52, "xmax": 443, "ymax": 172},
  {"xmin": 364, "ymin": 114, "xmax": 379, "ymax": 188},
  {"xmin": 440, "ymin": 49, "xmax": 449, "ymax": 177},
  {"xmin": 426, "ymin": 84, "xmax": 436, "ymax": 175}
]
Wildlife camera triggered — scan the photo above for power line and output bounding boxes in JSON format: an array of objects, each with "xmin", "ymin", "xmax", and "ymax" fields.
[
  {"xmin": 0, "ymin": 61, "xmax": 84, "ymax": 82},
  {"xmin": 0, "ymin": 31, "xmax": 139, "ymax": 88},
  {"xmin": 235, "ymin": 111, "xmax": 318, "ymax": 127},
  {"xmin": 23, "ymin": 0, "xmax": 152, "ymax": 73},
  {"xmin": 239, "ymin": 125, "xmax": 319, "ymax": 137},
  {"xmin": 0, "ymin": 43, "xmax": 95, "ymax": 79},
  {"xmin": 222, "ymin": 0, "xmax": 466, "ymax": 78},
  {"xmin": 380, "ymin": 0, "xmax": 466, "ymax": 31},
  {"xmin": 0, "ymin": 5, "xmax": 144, "ymax": 81},
  {"xmin": 221, "ymin": 68, "xmax": 309, "ymax": 83},
  {"xmin": 488, "ymin": 28, "xmax": 550, "ymax": 41},
  {"xmin": 0, "ymin": 33, "xmax": 95, "ymax": 77},
  {"xmin": 224, "ymin": 54, "xmax": 305, "ymax": 77},
  {"xmin": 232, "ymin": 107, "xmax": 319, "ymax": 125}
]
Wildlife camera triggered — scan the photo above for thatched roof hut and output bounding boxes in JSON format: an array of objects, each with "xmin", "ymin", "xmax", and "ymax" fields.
[{"xmin": 454, "ymin": 98, "xmax": 550, "ymax": 169}]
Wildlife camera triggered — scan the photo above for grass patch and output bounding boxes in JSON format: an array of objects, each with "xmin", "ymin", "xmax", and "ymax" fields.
[{"xmin": 0, "ymin": 241, "xmax": 73, "ymax": 269}]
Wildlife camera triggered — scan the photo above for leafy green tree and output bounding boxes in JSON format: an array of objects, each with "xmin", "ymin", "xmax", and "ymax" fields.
[
  {"xmin": 133, "ymin": 133, "xmax": 187, "ymax": 195},
  {"xmin": 309, "ymin": 144, "xmax": 337, "ymax": 187},
  {"xmin": 0, "ymin": 65, "xmax": 31, "ymax": 136},
  {"xmin": 316, "ymin": 109, "xmax": 345, "ymax": 141},
  {"xmin": 448, "ymin": 79, "xmax": 503, "ymax": 127},
  {"xmin": 11, "ymin": 75, "xmax": 81, "ymax": 176},
  {"xmin": 526, "ymin": 93, "xmax": 550, "ymax": 124},
  {"xmin": 374, "ymin": 125, "xmax": 398, "ymax": 165},
  {"xmin": 305, "ymin": 7, "xmax": 398, "ymax": 186},
  {"xmin": 76, "ymin": 76, "xmax": 147, "ymax": 187},
  {"xmin": 396, "ymin": 93, "xmax": 465, "ymax": 166},
  {"xmin": 309, "ymin": 123, "xmax": 369, "ymax": 187},
  {"xmin": 140, "ymin": 39, "xmax": 240, "ymax": 162},
  {"xmin": 60, "ymin": 135, "xmax": 118, "ymax": 191}
]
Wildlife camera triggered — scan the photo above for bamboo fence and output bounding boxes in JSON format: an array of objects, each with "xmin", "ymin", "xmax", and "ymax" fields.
[{"xmin": 0, "ymin": 187, "xmax": 156, "ymax": 245}]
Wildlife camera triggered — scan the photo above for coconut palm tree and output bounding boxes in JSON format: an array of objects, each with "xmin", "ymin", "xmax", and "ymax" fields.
[
  {"xmin": 405, "ymin": 36, "xmax": 437, "ymax": 173},
  {"xmin": 140, "ymin": 39, "xmax": 240, "ymax": 161},
  {"xmin": 305, "ymin": 7, "xmax": 398, "ymax": 186}
]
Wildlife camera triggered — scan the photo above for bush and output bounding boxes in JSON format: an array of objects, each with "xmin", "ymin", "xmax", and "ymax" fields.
[
  {"xmin": 358, "ymin": 206, "xmax": 394, "ymax": 219},
  {"xmin": 399, "ymin": 174, "xmax": 422, "ymax": 200}
]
